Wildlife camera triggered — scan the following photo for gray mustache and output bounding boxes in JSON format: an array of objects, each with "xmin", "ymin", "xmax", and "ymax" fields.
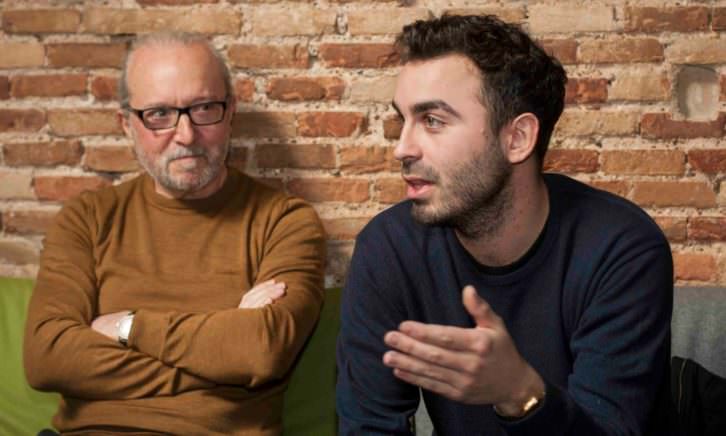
[{"xmin": 164, "ymin": 147, "xmax": 207, "ymax": 163}]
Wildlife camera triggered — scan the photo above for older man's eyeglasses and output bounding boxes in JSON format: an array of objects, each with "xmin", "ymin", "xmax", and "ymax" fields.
[{"xmin": 126, "ymin": 100, "xmax": 228, "ymax": 130}]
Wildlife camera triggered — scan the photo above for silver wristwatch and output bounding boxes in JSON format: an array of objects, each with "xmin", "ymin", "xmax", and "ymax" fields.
[{"xmin": 117, "ymin": 311, "xmax": 135, "ymax": 346}]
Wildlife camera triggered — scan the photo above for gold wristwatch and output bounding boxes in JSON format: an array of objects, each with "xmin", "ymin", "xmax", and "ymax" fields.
[
  {"xmin": 493, "ymin": 390, "xmax": 545, "ymax": 419},
  {"xmin": 116, "ymin": 311, "xmax": 135, "ymax": 346}
]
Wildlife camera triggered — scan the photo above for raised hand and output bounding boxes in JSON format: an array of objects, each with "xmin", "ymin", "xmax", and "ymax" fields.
[{"xmin": 382, "ymin": 285, "xmax": 544, "ymax": 413}]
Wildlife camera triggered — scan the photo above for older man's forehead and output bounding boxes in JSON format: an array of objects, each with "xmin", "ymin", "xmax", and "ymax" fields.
[{"xmin": 126, "ymin": 43, "xmax": 227, "ymax": 102}]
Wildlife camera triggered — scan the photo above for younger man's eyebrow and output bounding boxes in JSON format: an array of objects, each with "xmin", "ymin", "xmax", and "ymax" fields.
[{"xmin": 390, "ymin": 99, "xmax": 462, "ymax": 119}]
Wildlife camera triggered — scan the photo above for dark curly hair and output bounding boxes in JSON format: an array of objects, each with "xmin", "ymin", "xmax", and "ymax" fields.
[{"xmin": 395, "ymin": 14, "xmax": 567, "ymax": 163}]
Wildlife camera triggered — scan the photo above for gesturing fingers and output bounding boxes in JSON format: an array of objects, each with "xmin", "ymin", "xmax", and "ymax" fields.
[
  {"xmin": 396, "ymin": 321, "xmax": 491, "ymax": 353},
  {"xmin": 383, "ymin": 350, "xmax": 465, "ymax": 401}
]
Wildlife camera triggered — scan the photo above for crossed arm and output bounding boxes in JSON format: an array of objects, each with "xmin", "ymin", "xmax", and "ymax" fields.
[{"xmin": 24, "ymin": 196, "xmax": 326, "ymax": 400}]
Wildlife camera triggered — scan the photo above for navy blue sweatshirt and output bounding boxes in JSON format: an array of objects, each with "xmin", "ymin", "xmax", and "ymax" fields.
[{"xmin": 337, "ymin": 174, "xmax": 673, "ymax": 435}]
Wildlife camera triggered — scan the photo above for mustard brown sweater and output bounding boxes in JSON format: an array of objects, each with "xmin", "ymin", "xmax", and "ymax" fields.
[{"xmin": 24, "ymin": 168, "xmax": 326, "ymax": 435}]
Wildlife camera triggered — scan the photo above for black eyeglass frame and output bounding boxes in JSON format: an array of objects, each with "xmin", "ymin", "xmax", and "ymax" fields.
[{"xmin": 124, "ymin": 98, "xmax": 230, "ymax": 131}]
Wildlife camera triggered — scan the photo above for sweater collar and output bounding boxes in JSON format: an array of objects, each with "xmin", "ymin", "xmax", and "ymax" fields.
[{"xmin": 141, "ymin": 167, "xmax": 239, "ymax": 213}]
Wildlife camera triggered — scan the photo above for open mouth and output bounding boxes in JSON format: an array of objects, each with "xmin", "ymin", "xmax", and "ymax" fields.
[{"xmin": 403, "ymin": 176, "xmax": 434, "ymax": 199}]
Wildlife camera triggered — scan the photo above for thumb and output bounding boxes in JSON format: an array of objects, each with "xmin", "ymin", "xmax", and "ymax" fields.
[{"xmin": 462, "ymin": 285, "xmax": 501, "ymax": 329}]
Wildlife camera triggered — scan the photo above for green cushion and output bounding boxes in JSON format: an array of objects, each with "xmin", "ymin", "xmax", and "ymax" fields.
[
  {"xmin": 283, "ymin": 287, "xmax": 340, "ymax": 436},
  {"xmin": 0, "ymin": 277, "xmax": 59, "ymax": 435},
  {"xmin": 0, "ymin": 277, "xmax": 339, "ymax": 435}
]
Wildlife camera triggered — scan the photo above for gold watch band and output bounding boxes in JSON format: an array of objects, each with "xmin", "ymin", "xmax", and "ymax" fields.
[{"xmin": 493, "ymin": 392, "xmax": 544, "ymax": 419}]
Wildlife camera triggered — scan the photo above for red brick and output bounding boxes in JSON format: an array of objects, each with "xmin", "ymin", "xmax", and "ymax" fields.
[
  {"xmin": 375, "ymin": 177, "xmax": 406, "ymax": 204},
  {"xmin": 34, "ymin": 176, "xmax": 111, "ymax": 201},
  {"xmin": 322, "ymin": 217, "xmax": 370, "ymax": 240},
  {"xmin": 529, "ymin": 4, "xmax": 616, "ymax": 34},
  {"xmin": 137, "ymin": 0, "xmax": 218, "ymax": 4},
  {"xmin": 298, "ymin": 112, "xmax": 367, "ymax": 138},
  {"xmin": 666, "ymin": 38, "xmax": 726, "ymax": 64},
  {"xmin": 234, "ymin": 78, "xmax": 255, "ymax": 103},
  {"xmin": 443, "ymin": 7, "xmax": 525, "ymax": 24},
  {"xmin": 250, "ymin": 7, "xmax": 335, "ymax": 36},
  {"xmin": 91, "ymin": 76, "xmax": 118, "ymax": 101},
  {"xmin": 48, "ymin": 109, "xmax": 121, "ymax": 136},
  {"xmin": 0, "ymin": 240, "xmax": 39, "ymax": 265},
  {"xmin": 565, "ymin": 78, "xmax": 608, "ymax": 104},
  {"xmin": 347, "ymin": 8, "xmax": 431, "ymax": 35},
  {"xmin": 543, "ymin": 149, "xmax": 599, "ymax": 173},
  {"xmin": 714, "ymin": 8, "xmax": 726, "ymax": 31},
  {"xmin": 349, "ymin": 76, "xmax": 396, "ymax": 103},
  {"xmin": 688, "ymin": 149, "xmax": 726, "ymax": 174},
  {"xmin": 688, "ymin": 217, "xmax": 726, "ymax": 242},
  {"xmin": 83, "ymin": 146, "xmax": 139, "ymax": 172},
  {"xmin": 383, "ymin": 115, "xmax": 402, "ymax": 140},
  {"xmin": 641, "ymin": 113, "xmax": 725, "ymax": 139},
  {"xmin": 674, "ymin": 252, "xmax": 717, "ymax": 282},
  {"xmin": 2, "ymin": 209, "xmax": 57, "ymax": 235},
  {"xmin": 539, "ymin": 39, "xmax": 578, "ymax": 65},
  {"xmin": 47, "ymin": 43, "xmax": 127, "ymax": 68},
  {"xmin": 555, "ymin": 111, "xmax": 639, "ymax": 137},
  {"xmin": 0, "ymin": 76, "xmax": 9, "ymax": 99},
  {"xmin": 228, "ymin": 44, "xmax": 308, "ymax": 69},
  {"xmin": 287, "ymin": 178, "xmax": 369, "ymax": 203},
  {"xmin": 319, "ymin": 43, "xmax": 399, "ymax": 68},
  {"xmin": 10, "ymin": 74, "xmax": 87, "ymax": 98},
  {"xmin": 340, "ymin": 146, "xmax": 398, "ymax": 174},
  {"xmin": 4, "ymin": 141, "xmax": 83, "ymax": 167},
  {"xmin": 0, "ymin": 109, "xmax": 45, "ymax": 133},
  {"xmin": 578, "ymin": 39, "xmax": 664, "ymax": 64},
  {"xmin": 653, "ymin": 216, "xmax": 687, "ymax": 243},
  {"xmin": 601, "ymin": 150, "xmax": 685, "ymax": 175},
  {"xmin": 0, "ymin": 171, "xmax": 34, "ymax": 200},
  {"xmin": 609, "ymin": 71, "xmax": 670, "ymax": 102},
  {"xmin": 83, "ymin": 8, "xmax": 240, "ymax": 35},
  {"xmin": 2, "ymin": 9, "xmax": 80, "ymax": 33},
  {"xmin": 0, "ymin": 42, "xmax": 44, "ymax": 68},
  {"xmin": 625, "ymin": 7, "xmax": 708, "ymax": 33},
  {"xmin": 227, "ymin": 146, "xmax": 247, "ymax": 172},
  {"xmin": 256, "ymin": 144, "xmax": 336, "ymax": 169},
  {"xmin": 266, "ymin": 77, "xmax": 344, "ymax": 102},
  {"xmin": 589, "ymin": 180, "xmax": 630, "ymax": 198},
  {"xmin": 232, "ymin": 112, "xmax": 296, "ymax": 138},
  {"xmin": 631, "ymin": 181, "xmax": 716, "ymax": 208}
]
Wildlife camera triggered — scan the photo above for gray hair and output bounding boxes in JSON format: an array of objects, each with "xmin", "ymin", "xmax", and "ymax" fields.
[{"xmin": 118, "ymin": 32, "xmax": 233, "ymax": 109}]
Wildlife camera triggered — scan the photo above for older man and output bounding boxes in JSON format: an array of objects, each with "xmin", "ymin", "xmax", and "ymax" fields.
[
  {"xmin": 336, "ymin": 15, "xmax": 672, "ymax": 435},
  {"xmin": 24, "ymin": 33, "xmax": 326, "ymax": 435}
]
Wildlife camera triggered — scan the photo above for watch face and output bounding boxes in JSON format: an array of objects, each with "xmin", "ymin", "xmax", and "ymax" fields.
[{"xmin": 118, "ymin": 313, "xmax": 134, "ymax": 343}]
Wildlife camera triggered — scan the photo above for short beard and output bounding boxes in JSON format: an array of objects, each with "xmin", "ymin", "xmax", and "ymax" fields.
[
  {"xmin": 134, "ymin": 143, "xmax": 227, "ymax": 195},
  {"xmin": 410, "ymin": 143, "xmax": 513, "ymax": 239}
]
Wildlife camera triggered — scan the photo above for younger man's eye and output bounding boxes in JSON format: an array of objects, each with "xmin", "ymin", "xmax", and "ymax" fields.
[{"xmin": 424, "ymin": 115, "xmax": 443, "ymax": 128}]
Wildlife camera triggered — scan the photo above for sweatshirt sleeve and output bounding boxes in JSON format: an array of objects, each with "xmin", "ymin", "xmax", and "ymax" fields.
[
  {"xmin": 336, "ymin": 228, "xmax": 420, "ymax": 435},
  {"xmin": 23, "ymin": 196, "xmax": 215, "ymax": 400},
  {"xmin": 127, "ymin": 198, "xmax": 326, "ymax": 387},
  {"xmin": 499, "ymin": 240, "xmax": 673, "ymax": 436}
]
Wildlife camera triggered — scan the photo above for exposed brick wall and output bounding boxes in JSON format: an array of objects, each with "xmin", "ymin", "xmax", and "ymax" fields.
[{"xmin": 1, "ymin": 2, "xmax": 725, "ymax": 286}]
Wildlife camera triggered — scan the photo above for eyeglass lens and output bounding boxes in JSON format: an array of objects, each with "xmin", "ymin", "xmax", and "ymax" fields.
[{"xmin": 142, "ymin": 102, "xmax": 226, "ymax": 129}]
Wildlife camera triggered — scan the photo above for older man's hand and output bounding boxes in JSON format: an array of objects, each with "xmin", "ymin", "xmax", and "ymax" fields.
[{"xmin": 239, "ymin": 280, "xmax": 286, "ymax": 309}]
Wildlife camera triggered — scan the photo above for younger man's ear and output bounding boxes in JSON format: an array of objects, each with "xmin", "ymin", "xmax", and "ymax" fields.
[{"xmin": 501, "ymin": 113, "xmax": 539, "ymax": 165}]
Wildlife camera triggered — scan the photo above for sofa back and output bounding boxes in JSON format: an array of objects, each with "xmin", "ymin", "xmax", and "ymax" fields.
[{"xmin": 671, "ymin": 287, "xmax": 726, "ymax": 379}]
